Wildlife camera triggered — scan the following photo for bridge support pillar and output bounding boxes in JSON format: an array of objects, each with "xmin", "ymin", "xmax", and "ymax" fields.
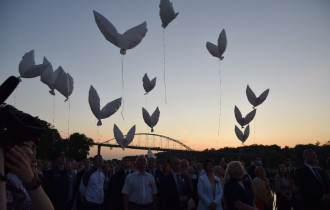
[{"xmin": 97, "ymin": 145, "xmax": 101, "ymax": 155}]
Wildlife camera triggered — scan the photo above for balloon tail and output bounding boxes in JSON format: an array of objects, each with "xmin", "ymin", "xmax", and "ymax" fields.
[
  {"xmin": 97, "ymin": 120, "xmax": 102, "ymax": 126},
  {"xmin": 163, "ymin": 29, "xmax": 167, "ymax": 104},
  {"xmin": 217, "ymin": 60, "xmax": 222, "ymax": 136}
]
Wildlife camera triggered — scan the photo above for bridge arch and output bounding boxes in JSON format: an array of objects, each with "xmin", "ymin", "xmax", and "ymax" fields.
[{"xmin": 99, "ymin": 133, "xmax": 194, "ymax": 152}]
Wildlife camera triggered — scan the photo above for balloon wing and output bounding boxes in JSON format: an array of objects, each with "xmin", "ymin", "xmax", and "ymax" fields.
[
  {"xmin": 143, "ymin": 73, "xmax": 157, "ymax": 94},
  {"xmin": 235, "ymin": 125, "xmax": 250, "ymax": 144},
  {"xmin": 93, "ymin": 10, "xmax": 120, "ymax": 48},
  {"xmin": 88, "ymin": 85, "xmax": 101, "ymax": 125},
  {"xmin": 217, "ymin": 29, "xmax": 227, "ymax": 60},
  {"xmin": 206, "ymin": 42, "xmax": 221, "ymax": 58},
  {"xmin": 40, "ymin": 57, "xmax": 59, "ymax": 95},
  {"xmin": 159, "ymin": 0, "xmax": 179, "ymax": 28},
  {"xmin": 234, "ymin": 106, "xmax": 256, "ymax": 128},
  {"xmin": 206, "ymin": 29, "xmax": 227, "ymax": 60},
  {"xmin": 142, "ymin": 107, "xmax": 152, "ymax": 128},
  {"xmin": 121, "ymin": 22, "xmax": 148, "ymax": 53},
  {"xmin": 147, "ymin": 148, "xmax": 157, "ymax": 159},
  {"xmin": 150, "ymin": 107, "xmax": 160, "ymax": 131},
  {"xmin": 93, "ymin": 10, "xmax": 147, "ymax": 55},
  {"xmin": 19, "ymin": 50, "xmax": 48, "ymax": 78},
  {"xmin": 54, "ymin": 67, "xmax": 74, "ymax": 102},
  {"xmin": 246, "ymin": 85, "xmax": 269, "ymax": 108},
  {"xmin": 142, "ymin": 107, "xmax": 160, "ymax": 132},
  {"xmin": 114, "ymin": 124, "xmax": 136, "ymax": 150},
  {"xmin": 99, "ymin": 98, "xmax": 122, "ymax": 119}
]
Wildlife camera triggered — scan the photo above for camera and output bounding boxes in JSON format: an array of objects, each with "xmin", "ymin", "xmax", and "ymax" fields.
[{"xmin": 0, "ymin": 76, "xmax": 45, "ymax": 149}]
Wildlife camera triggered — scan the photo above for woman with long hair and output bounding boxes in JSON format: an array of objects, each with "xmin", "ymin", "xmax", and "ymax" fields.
[
  {"xmin": 223, "ymin": 161, "xmax": 257, "ymax": 210},
  {"xmin": 197, "ymin": 159, "xmax": 223, "ymax": 210},
  {"xmin": 275, "ymin": 164, "xmax": 292, "ymax": 210}
]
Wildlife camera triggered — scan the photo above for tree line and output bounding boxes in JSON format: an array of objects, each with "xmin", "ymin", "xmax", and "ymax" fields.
[{"xmin": 34, "ymin": 117, "xmax": 330, "ymax": 171}]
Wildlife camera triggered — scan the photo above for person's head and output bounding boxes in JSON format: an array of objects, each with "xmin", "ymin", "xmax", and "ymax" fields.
[
  {"xmin": 225, "ymin": 161, "xmax": 244, "ymax": 179},
  {"xmin": 156, "ymin": 161, "xmax": 162, "ymax": 171},
  {"xmin": 254, "ymin": 156, "xmax": 262, "ymax": 166},
  {"xmin": 136, "ymin": 155, "xmax": 147, "ymax": 171},
  {"xmin": 148, "ymin": 157, "xmax": 156, "ymax": 169},
  {"xmin": 203, "ymin": 159, "xmax": 215, "ymax": 174},
  {"xmin": 83, "ymin": 158, "xmax": 91, "ymax": 170},
  {"xmin": 283, "ymin": 158, "xmax": 291, "ymax": 167},
  {"xmin": 52, "ymin": 148, "xmax": 66, "ymax": 167},
  {"xmin": 170, "ymin": 157, "xmax": 181, "ymax": 173},
  {"xmin": 122, "ymin": 156, "xmax": 132, "ymax": 170},
  {"xmin": 254, "ymin": 166, "xmax": 266, "ymax": 178},
  {"xmin": 187, "ymin": 166, "xmax": 194, "ymax": 175},
  {"xmin": 163, "ymin": 162, "xmax": 171, "ymax": 173},
  {"xmin": 181, "ymin": 159, "xmax": 188, "ymax": 170},
  {"xmin": 277, "ymin": 164, "xmax": 287, "ymax": 177},
  {"xmin": 188, "ymin": 157, "xmax": 195, "ymax": 166},
  {"xmin": 303, "ymin": 149, "xmax": 317, "ymax": 166},
  {"xmin": 93, "ymin": 154, "xmax": 103, "ymax": 168},
  {"xmin": 214, "ymin": 165, "xmax": 225, "ymax": 178}
]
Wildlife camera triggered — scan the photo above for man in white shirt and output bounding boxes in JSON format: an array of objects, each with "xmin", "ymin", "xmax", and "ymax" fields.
[
  {"xmin": 80, "ymin": 154, "xmax": 105, "ymax": 210},
  {"xmin": 122, "ymin": 155, "xmax": 158, "ymax": 210}
]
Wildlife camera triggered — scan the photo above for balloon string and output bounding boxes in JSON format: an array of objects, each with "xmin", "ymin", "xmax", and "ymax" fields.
[
  {"xmin": 52, "ymin": 95, "xmax": 56, "ymax": 146},
  {"xmin": 97, "ymin": 126, "xmax": 100, "ymax": 142},
  {"xmin": 218, "ymin": 60, "xmax": 222, "ymax": 136},
  {"xmin": 66, "ymin": 99, "xmax": 71, "ymax": 151},
  {"xmin": 163, "ymin": 29, "xmax": 167, "ymax": 104},
  {"xmin": 254, "ymin": 116, "xmax": 256, "ymax": 144},
  {"xmin": 121, "ymin": 55, "xmax": 125, "ymax": 122}
]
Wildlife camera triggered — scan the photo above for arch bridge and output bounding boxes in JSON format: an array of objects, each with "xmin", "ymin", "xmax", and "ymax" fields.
[{"xmin": 94, "ymin": 133, "xmax": 194, "ymax": 155}]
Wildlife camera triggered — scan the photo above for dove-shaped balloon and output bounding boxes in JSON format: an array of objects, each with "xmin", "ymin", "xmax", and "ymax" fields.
[
  {"xmin": 147, "ymin": 148, "xmax": 157, "ymax": 159},
  {"xmin": 88, "ymin": 85, "xmax": 122, "ymax": 126},
  {"xmin": 142, "ymin": 107, "xmax": 160, "ymax": 132},
  {"xmin": 234, "ymin": 106, "xmax": 256, "ymax": 128},
  {"xmin": 246, "ymin": 85, "xmax": 270, "ymax": 109},
  {"xmin": 93, "ymin": 10, "xmax": 148, "ymax": 55},
  {"xmin": 235, "ymin": 125, "xmax": 250, "ymax": 144},
  {"xmin": 40, "ymin": 57, "xmax": 60, "ymax": 95},
  {"xmin": 53, "ymin": 67, "xmax": 74, "ymax": 102},
  {"xmin": 159, "ymin": 0, "xmax": 179, "ymax": 28},
  {"xmin": 18, "ymin": 50, "xmax": 49, "ymax": 79},
  {"xmin": 143, "ymin": 73, "xmax": 157, "ymax": 94},
  {"xmin": 113, "ymin": 124, "xmax": 136, "ymax": 150},
  {"xmin": 206, "ymin": 29, "xmax": 227, "ymax": 60}
]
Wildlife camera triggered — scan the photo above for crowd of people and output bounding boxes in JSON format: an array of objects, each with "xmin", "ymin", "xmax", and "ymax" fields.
[{"xmin": 4, "ymin": 142, "xmax": 330, "ymax": 210}]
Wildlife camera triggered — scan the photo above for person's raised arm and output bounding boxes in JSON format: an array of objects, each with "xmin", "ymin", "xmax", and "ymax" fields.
[{"xmin": 5, "ymin": 145, "xmax": 54, "ymax": 210}]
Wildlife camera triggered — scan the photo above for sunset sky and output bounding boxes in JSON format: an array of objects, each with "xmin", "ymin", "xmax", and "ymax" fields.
[{"xmin": 1, "ymin": 0, "xmax": 329, "ymax": 160}]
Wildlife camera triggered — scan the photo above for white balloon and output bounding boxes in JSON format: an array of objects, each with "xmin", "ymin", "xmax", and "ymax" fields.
[
  {"xmin": 142, "ymin": 107, "xmax": 160, "ymax": 132},
  {"xmin": 93, "ymin": 10, "xmax": 148, "ymax": 55},
  {"xmin": 143, "ymin": 73, "xmax": 157, "ymax": 94},
  {"xmin": 234, "ymin": 106, "xmax": 256, "ymax": 128},
  {"xmin": 147, "ymin": 148, "xmax": 157, "ymax": 159},
  {"xmin": 235, "ymin": 125, "xmax": 250, "ymax": 144},
  {"xmin": 206, "ymin": 29, "xmax": 227, "ymax": 60},
  {"xmin": 88, "ymin": 85, "xmax": 122, "ymax": 126},
  {"xmin": 113, "ymin": 124, "xmax": 136, "ymax": 150},
  {"xmin": 54, "ymin": 67, "xmax": 74, "ymax": 102},
  {"xmin": 159, "ymin": 0, "xmax": 179, "ymax": 28},
  {"xmin": 246, "ymin": 85, "xmax": 270, "ymax": 108},
  {"xmin": 40, "ymin": 57, "xmax": 59, "ymax": 95},
  {"xmin": 19, "ymin": 50, "xmax": 49, "ymax": 79}
]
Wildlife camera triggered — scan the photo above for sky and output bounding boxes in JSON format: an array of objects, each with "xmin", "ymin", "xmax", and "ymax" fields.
[{"xmin": 1, "ymin": 0, "xmax": 330, "ymax": 160}]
